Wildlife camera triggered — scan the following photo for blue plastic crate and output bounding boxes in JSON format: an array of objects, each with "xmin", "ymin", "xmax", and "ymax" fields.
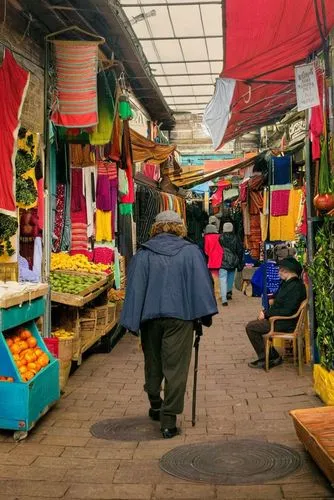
[
  {"xmin": 0, "ymin": 320, "xmax": 60, "ymax": 432},
  {"xmin": 0, "ymin": 298, "xmax": 45, "ymax": 331}
]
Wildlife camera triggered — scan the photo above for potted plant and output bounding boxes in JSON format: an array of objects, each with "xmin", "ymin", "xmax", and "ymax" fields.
[{"xmin": 309, "ymin": 218, "xmax": 334, "ymax": 404}]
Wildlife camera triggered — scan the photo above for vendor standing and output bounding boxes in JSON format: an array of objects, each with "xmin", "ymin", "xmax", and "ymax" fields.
[{"xmin": 120, "ymin": 210, "xmax": 217, "ymax": 438}]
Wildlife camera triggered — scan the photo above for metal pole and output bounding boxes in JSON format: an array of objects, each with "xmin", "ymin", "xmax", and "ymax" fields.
[
  {"xmin": 42, "ymin": 38, "xmax": 51, "ymax": 338},
  {"xmin": 304, "ymin": 109, "xmax": 316, "ymax": 363}
]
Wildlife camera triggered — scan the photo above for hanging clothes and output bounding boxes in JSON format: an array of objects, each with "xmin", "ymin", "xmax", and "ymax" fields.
[
  {"xmin": 270, "ymin": 188, "xmax": 303, "ymax": 241},
  {"xmin": 83, "ymin": 167, "xmax": 96, "ymax": 238},
  {"xmin": 53, "ymin": 184, "xmax": 65, "ymax": 252},
  {"xmin": 70, "ymin": 144, "xmax": 95, "ymax": 168},
  {"xmin": 89, "ymin": 70, "xmax": 116, "ymax": 145},
  {"xmin": 270, "ymin": 184, "xmax": 292, "ymax": 216},
  {"xmin": 120, "ymin": 121, "xmax": 134, "ymax": 204},
  {"xmin": 51, "ymin": 41, "xmax": 99, "ymax": 128},
  {"xmin": 271, "ymin": 156, "xmax": 292, "ymax": 185},
  {"xmin": 0, "ymin": 49, "xmax": 30, "ymax": 215},
  {"xmin": 309, "ymin": 71, "xmax": 324, "ymax": 161},
  {"xmin": 95, "ymin": 209, "xmax": 112, "ymax": 242}
]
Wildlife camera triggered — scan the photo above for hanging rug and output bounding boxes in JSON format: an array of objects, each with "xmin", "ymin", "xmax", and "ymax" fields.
[
  {"xmin": 90, "ymin": 416, "xmax": 161, "ymax": 441},
  {"xmin": 159, "ymin": 439, "xmax": 302, "ymax": 484}
]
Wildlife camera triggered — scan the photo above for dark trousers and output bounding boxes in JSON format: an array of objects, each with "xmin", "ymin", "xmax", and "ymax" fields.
[
  {"xmin": 246, "ymin": 319, "xmax": 279, "ymax": 360},
  {"xmin": 140, "ymin": 318, "xmax": 194, "ymax": 428}
]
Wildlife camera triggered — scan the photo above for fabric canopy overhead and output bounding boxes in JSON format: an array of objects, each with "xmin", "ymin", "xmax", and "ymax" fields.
[
  {"xmin": 204, "ymin": 0, "xmax": 334, "ymax": 149},
  {"xmin": 130, "ymin": 128, "xmax": 176, "ymax": 164}
]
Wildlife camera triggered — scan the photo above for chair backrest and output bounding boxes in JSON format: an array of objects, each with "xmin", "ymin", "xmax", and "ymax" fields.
[{"xmin": 294, "ymin": 300, "xmax": 308, "ymax": 334}]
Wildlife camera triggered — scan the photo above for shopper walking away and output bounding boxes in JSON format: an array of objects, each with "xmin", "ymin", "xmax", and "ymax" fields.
[
  {"xmin": 203, "ymin": 223, "xmax": 223, "ymax": 301},
  {"xmin": 120, "ymin": 210, "xmax": 218, "ymax": 439},
  {"xmin": 219, "ymin": 222, "xmax": 244, "ymax": 306},
  {"xmin": 246, "ymin": 257, "xmax": 306, "ymax": 370}
]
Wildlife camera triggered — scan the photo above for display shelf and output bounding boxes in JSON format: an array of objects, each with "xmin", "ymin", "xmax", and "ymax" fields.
[
  {"xmin": 0, "ymin": 284, "xmax": 49, "ymax": 309},
  {"xmin": 0, "ymin": 319, "xmax": 60, "ymax": 436},
  {"xmin": 0, "ymin": 297, "xmax": 45, "ymax": 331},
  {"xmin": 51, "ymin": 283, "xmax": 110, "ymax": 307}
]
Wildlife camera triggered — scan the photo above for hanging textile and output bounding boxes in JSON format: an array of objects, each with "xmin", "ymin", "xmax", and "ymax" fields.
[
  {"xmin": 95, "ymin": 210, "xmax": 112, "ymax": 242},
  {"xmin": 309, "ymin": 71, "xmax": 324, "ymax": 161},
  {"xmin": 70, "ymin": 144, "xmax": 95, "ymax": 168},
  {"xmin": 120, "ymin": 121, "xmax": 134, "ymax": 204},
  {"xmin": 271, "ymin": 156, "xmax": 292, "ymax": 185},
  {"xmin": 90, "ymin": 70, "xmax": 116, "ymax": 145},
  {"xmin": 71, "ymin": 222, "xmax": 88, "ymax": 251},
  {"xmin": 53, "ymin": 184, "xmax": 65, "ymax": 252},
  {"xmin": 83, "ymin": 167, "xmax": 96, "ymax": 238},
  {"xmin": 270, "ymin": 188, "xmax": 302, "ymax": 241},
  {"xmin": 0, "ymin": 49, "xmax": 30, "ymax": 215},
  {"xmin": 260, "ymin": 188, "xmax": 269, "ymax": 241},
  {"xmin": 51, "ymin": 41, "xmax": 99, "ymax": 128},
  {"xmin": 270, "ymin": 185, "xmax": 291, "ymax": 216}
]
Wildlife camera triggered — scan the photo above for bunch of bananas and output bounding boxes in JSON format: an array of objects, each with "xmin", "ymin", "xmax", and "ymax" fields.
[{"xmin": 51, "ymin": 253, "xmax": 110, "ymax": 274}]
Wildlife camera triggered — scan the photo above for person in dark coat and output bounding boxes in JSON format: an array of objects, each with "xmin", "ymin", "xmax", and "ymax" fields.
[
  {"xmin": 219, "ymin": 222, "xmax": 244, "ymax": 306},
  {"xmin": 246, "ymin": 257, "xmax": 307, "ymax": 370},
  {"xmin": 120, "ymin": 210, "xmax": 218, "ymax": 438}
]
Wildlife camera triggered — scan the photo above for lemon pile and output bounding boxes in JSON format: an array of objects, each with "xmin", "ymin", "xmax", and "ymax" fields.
[
  {"xmin": 53, "ymin": 328, "xmax": 74, "ymax": 339},
  {"xmin": 51, "ymin": 253, "xmax": 110, "ymax": 274}
]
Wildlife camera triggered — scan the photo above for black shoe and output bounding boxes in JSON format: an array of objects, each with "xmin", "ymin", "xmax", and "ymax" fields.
[
  {"xmin": 148, "ymin": 408, "xmax": 160, "ymax": 421},
  {"xmin": 222, "ymin": 302, "xmax": 228, "ymax": 306},
  {"xmin": 161, "ymin": 427, "xmax": 179, "ymax": 439},
  {"xmin": 268, "ymin": 356, "xmax": 283, "ymax": 369},
  {"xmin": 227, "ymin": 292, "xmax": 232, "ymax": 300},
  {"xmin": 248, "ymin": 358, "xmax": 265, "ymax": 369}
]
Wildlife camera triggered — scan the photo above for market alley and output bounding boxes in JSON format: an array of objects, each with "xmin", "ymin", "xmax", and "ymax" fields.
[{"xmin": 0, "ymin": 291, "xmax": 332, "ymax": 500}]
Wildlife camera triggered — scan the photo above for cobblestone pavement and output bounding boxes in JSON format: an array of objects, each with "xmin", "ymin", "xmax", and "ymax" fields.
[{"xmin": 0, "ymin": 291, "xmax": 333, "ymax": 499}]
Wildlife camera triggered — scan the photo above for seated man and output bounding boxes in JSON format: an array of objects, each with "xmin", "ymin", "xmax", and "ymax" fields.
[{"xmin": 246, "ymin": 257, "xmax": 307, "ymax": 369}]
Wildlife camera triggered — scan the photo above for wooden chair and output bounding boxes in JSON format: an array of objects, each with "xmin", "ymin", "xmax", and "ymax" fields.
[{"xmin": 264, "ymin": 300, "xmax": 308, "ymax": 375}]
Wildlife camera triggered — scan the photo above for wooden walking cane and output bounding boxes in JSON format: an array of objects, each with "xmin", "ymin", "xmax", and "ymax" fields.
[{"xmin": 192, "ymin": 321, "xmax": 203, "ymax": 427}]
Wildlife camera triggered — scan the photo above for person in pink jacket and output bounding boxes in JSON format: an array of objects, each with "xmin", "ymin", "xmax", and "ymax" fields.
[{"xmin": 203, "ymin": 224, "xmax": 224, "ymax": 301}]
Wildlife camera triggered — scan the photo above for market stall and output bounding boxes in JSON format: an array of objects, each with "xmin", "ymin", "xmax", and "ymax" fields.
[{"xmin": 0, "ymin": 50, "xmax": 60, "ymax": 439}]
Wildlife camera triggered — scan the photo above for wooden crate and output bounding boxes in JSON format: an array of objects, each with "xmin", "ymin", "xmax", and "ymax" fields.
[
  {"xmin": 0, "ymin": 283, "xmax": 49, "ymax": 309},
  {"xmin": 0, "ymin": 263, "xmax": 18, "ymax": 282},
  {"xmin": 290, "ymin": 407, "xmax": 334, "ymax": 485}
]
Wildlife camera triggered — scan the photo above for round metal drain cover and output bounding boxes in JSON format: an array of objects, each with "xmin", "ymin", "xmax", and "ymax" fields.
[
  {"xmin": 160, "ymin": 439, "xmax": 302, "ymax": 484},
  {"xmin": 90, "ymin": 417, "xmax": 161, "ymax": 441}
]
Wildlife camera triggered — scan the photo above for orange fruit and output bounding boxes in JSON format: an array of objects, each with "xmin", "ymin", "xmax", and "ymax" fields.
[
  {"xmin": 27, "ymin": 337, "xmax": 37, "ymax": 348},
  {"xmin": 39, "ymin": 354, "xmax": 49, "ymax": 367},
  {"xmin": 34, "ymin": 348, "xmax": 43, "ymax": 358},
  {"xmin": 19, "ymin": 366, "xmax": 27, "ymax": 375},
  {"xmin": 20, "ymin": 330, "xmax": 32, "ymax": 340},
  {"xmin": 20, "ymin": 358, "xmax": 28, "ymax": 366},
  {"xmin": 6, "ymin": 338, "xmax": 13, "ymax": 347},
  {"xmin": 27, "ymin": 362, "xmax": 37, "ymax": 372},
  {"xmin": 24, "ymin": 371, "xmax": 34, "ymax": 381},
  {"xmin": 12, "ymin": 354, "xmax": 20, "ymax": 362},
  {"xmin": 0, "ymin": 376, "xmax": 6, "ymax": 381},
  {"xmin": 12, "ymin": 336, "xmax": 21, "ymax": 343},
  {"xmin": 10, "ymin": 344, "xmax": 21, "ymax": 355},
  {"xmin": 18, "ymin": 341, "xmax": 28, "ymax": 351},
  {"xmin": 6, "ymin": 377, "xmax": 14, "ymax": 382},
  {"xmin": 35, "ymin": 361, "xmax": 42, "ymax": 372}
]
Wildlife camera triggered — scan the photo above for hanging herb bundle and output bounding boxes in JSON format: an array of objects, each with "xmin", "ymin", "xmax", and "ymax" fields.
[
  {"xmin": 318, "ymin": 138, "xmax": 333, "ymax": 195},
  {"xmin": 15, "ymin": 150, "xmax": 38, "ymax": 206},
  {"xmin": 0, "ymin": 214, "xmax": 18, "ymax": 257},
  {"xmin": 308, "ymin": 218, "xmax": 334, "ymax": 370}
]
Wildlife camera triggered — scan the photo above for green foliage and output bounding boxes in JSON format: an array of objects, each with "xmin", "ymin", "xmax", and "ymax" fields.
[
  {"xmin": 318, "ymin": 138, "xmax": 333, "ymax": 195},
  {"xmin": 0, "ymin": 214, "xmax": 18, "ymax": 257},
  {"xmin": 308, "ymin": 219, "xmax": 334, "ymax": 369}
]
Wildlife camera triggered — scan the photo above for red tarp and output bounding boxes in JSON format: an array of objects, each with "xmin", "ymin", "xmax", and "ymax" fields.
[{"xmin": 219, "ymin": 0, "xmax": 334, "ymax": 147}]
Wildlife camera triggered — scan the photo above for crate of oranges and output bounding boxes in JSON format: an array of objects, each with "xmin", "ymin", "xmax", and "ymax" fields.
[
  {"xmin": 0, "ymin": 319, "xmax": 60, "ymax": 434},
  {"xmin": 6, "ymin": 328, "xmax": 50, "ymax": 382}
]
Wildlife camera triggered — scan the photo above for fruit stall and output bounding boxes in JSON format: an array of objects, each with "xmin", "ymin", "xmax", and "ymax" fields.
[
  {"xmin": 0, "ymin": 288, "xmax": 60, "ymax": 440},
  {"xmin": 49, "ymin": 253, "xmax": 125, "ymax": 383}
]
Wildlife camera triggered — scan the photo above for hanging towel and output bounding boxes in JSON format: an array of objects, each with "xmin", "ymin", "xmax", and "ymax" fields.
[
  {"xmin": 271, "ymin": 188, "xmax": 291, "ymax": 216},
  {"xmin": 51, "ymin": 41, "xmax": 99, "ymax": 128},
  {"xmin": 90, "ymin": 70, "xmax": 115, "ymax": 145},
  {"xmin": 271, "ymin": 156, "xmax": 292, "ymax": 185},
  {"xmin": 95, "ymin": 209, "xmax": 112, "ymax": 242}
]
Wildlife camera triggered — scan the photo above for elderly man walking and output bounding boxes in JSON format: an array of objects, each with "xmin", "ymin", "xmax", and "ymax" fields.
[{"xmin": 120, "ymin": 210, "xmax": 217, "ymax": 438}]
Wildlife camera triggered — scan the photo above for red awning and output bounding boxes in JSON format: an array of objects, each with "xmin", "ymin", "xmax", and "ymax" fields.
[{"xmin": 216, "ymin": 0, "xmax": 334, "ymax": 148}]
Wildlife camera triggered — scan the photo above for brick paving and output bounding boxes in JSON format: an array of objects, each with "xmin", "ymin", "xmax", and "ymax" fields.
[{"xmin": 0, "ymin": 291, "xmax": 333, "ymax": 499}]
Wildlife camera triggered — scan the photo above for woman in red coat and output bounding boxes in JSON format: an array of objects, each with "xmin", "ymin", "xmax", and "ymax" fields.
[{"xmin": 203, "ymin": 224, "xmax": 223, "ymax": 301}]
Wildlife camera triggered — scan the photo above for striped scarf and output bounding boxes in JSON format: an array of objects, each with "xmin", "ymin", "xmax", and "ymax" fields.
[{"xmin": 51, "ymin": 41, "xmax": 99, "ymax": 128}]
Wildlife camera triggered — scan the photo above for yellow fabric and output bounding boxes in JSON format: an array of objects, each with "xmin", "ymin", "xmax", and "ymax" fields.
[
  {"xmin": 260, "ymin": 213, "xmax": 269, "ymax": 241},
  {"xmin": 95, "ymin": 210, "xmax": 112, "ymax": 242},
  {"xmin": 17, "ymin": 131, "xmax": 39, "ymax": 159},
  {"xmin": 130, "ymin": 128, "xmax": 176, "ymax": 164},
  {"xmin": 270, "ymin": 188, "xmax": 302, "ymax": 241}
]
